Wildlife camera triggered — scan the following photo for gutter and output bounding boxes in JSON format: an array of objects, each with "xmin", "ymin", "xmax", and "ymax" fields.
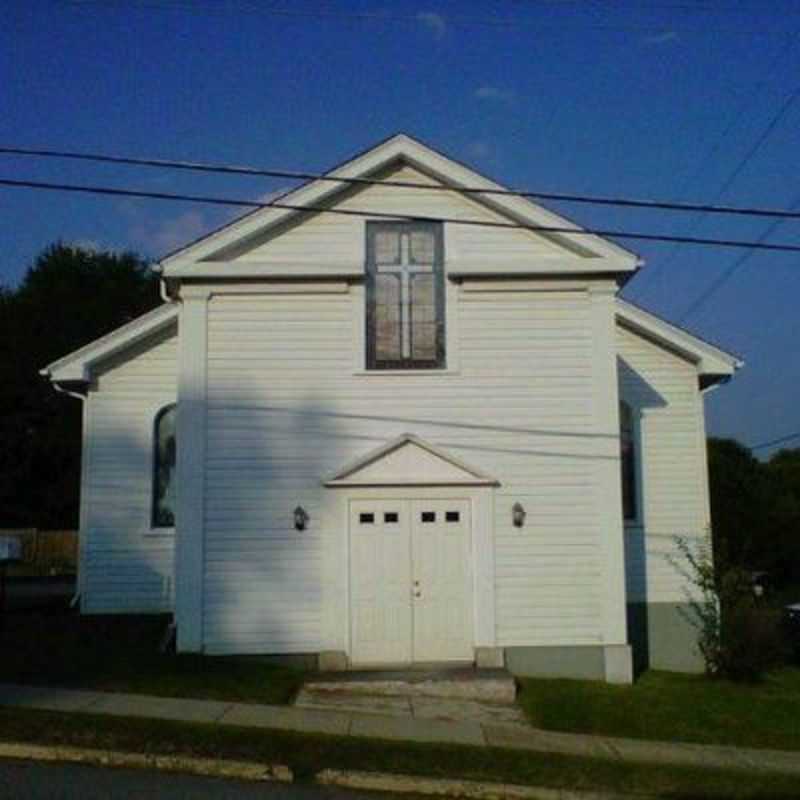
[{"xmin": 43, "ymin": 375, "xmax": 88, "ymax": 607}]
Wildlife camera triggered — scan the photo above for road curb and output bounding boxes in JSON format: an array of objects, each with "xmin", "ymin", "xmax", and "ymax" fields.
[
  {"xmin": 0, "ymin": 741, "xmax": 293, "ymax": 783},
  {"xmin": 316, "ymin": 768, "xmax": 657, "ymax": 800}
]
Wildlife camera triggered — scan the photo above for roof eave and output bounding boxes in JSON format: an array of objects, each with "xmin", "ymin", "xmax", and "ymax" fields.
[
  {"xmin": 615, "ymin": 297, "xmax": 743, "ymax": 379},
  {"xmin": 43, "ymin": 303, "xmax": 179, "ymax": 386}
]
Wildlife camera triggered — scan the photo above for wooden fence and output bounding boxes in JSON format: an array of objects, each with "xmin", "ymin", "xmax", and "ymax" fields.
[{"xmin": 0, "ymin": 529, "xmax": 78, "ymax": 574}]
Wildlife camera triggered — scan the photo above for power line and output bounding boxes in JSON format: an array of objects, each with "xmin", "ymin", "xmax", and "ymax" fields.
[
  {"xmin": 629, "ymin": 32, "xmax": 797, "ymax": 297},
  {"xmin": 4, "ymin": 145, "xmax": 800, "ymax": 221},
  {"xmin": 751, "ymin": 431, "xmax": 800, "ymax": 451},
  {"xmin": 3, "ymin": 175, "xmax": 800, "ymax": 253},
  {"xmin": 678, "ymin": 192, "xmax": 800, "ymax": 322},
  {"xmin": 640, "ymin": 76, "xmax": 800, "ymax": 295}
]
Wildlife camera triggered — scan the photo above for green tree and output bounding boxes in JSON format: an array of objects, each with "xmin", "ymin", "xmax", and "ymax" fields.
[
  {"xmin": 707, "ymin": 437, "xmax": 767, "ymax": 571},
  {"xmin": 763, "ymin": 449, "xmax": 800, "ymax": 585},
  {"xmin": 0, "ymin": 243, "xmax": 160, "ymax": 529}
]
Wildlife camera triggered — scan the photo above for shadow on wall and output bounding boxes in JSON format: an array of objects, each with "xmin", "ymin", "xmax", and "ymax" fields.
[
  {"xmin": 198, "ymin": 393, "xmax": 338, "ymax": 655},
  {"xmin": 87, "ymin": 357, "xmax": 695, "ymax": 664},
  {"xmin": 617, "ymin": 355, "xmax": 668, "ymax": 677}
]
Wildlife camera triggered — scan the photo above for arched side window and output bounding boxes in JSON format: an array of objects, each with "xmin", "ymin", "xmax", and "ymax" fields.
[
  {"xmin": 152, "ymin": 404, "xmax": 176, "ymax": 528},
  {"xmin": 620, "ymin": 401, "xmax": 637, "ymax": 522}
]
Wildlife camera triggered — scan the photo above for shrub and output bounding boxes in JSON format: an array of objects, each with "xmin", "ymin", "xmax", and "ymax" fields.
[{"xmin": 671, "ymin": 536, "xmax": 787, "ymax": 682}]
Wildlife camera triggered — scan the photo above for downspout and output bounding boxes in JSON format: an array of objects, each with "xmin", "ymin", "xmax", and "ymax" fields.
[
  {"xmin": 153, "ymin": 262, "xmax": 179, "ymax": 636},
  {"xmin": 151, "ymin": 262, "xmax": 178, "ymax": 305},
  {"xmin": 43, "ymin": 374, "xmax": 88, "ymax": 609}
]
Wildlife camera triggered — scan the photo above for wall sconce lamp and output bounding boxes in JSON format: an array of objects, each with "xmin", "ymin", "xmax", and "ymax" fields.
[
  {"xmin": 512, "ymin": 502, "xmax": 526, "ymax": 528},
  {"xmin": 294, "ymin": 506, "xmax": 309, "ymax": 531}
]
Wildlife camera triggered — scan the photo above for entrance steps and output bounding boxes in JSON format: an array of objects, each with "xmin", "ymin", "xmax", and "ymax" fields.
[{"xmin": 295, "ymin": 668, "xmax": 524, "ymax": 724}]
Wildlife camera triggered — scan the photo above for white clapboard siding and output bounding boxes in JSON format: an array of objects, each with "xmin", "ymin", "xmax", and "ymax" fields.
[
  {"xmin": 617, "ymin": 325, "xmax": 709, "ymax": 604},
  {"xmin": 203, "ymin": 287, "xmax": 603, "ymax": 654},
  {"xmin": 231, "ymin": 165, "xmax": 567, "ymax": 265},
  {"xmin": 82, "ymin": 324, "xmax": 178, "ymax": 613}
]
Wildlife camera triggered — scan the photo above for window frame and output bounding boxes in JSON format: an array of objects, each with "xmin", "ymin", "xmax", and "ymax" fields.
[
  {"xmin": 151, "ymin": 403, "xmax": 177, "ymax": 531},
  {"xmin": 619, "ymin": 400, "xmax": 639, "ymax": 524},
  {"xmin": 365, "ymin": 221, "xmax": 446, "ymax": 371}
]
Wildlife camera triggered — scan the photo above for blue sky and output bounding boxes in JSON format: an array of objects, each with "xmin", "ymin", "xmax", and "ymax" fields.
[{"xmin": 2, "ymin": 0, "xmax": 799, "ymax": 452}]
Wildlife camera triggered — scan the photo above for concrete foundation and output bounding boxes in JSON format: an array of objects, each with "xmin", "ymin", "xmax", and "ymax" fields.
[
  {"xmin": 627, "ymin": 602, "xmax": 703, "ymax": 674},
  {"xmin": 603, "ymin": 644, "xmax": 633, "ymax": 684},
  {"xmin": 474, "ymin": 647, "xmax": 505, "ymax": 669},
  {"xmin": 318, "ymin": 651, "xmax": 349, "ymax": 672},
  {"xmin": 504, "ymin": 646, "xmax": 606, "ymax": 680}
]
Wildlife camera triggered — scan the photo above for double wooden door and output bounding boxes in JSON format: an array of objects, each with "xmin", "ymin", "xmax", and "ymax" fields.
[{"xmin": 349, "ymin": 499, "xmax": 473, "ymax": 665}]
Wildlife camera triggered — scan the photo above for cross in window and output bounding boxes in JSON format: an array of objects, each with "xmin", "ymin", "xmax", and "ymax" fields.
[{"xmin": 376, "ymin": 232, "xmax": 433, "ymax": 359}]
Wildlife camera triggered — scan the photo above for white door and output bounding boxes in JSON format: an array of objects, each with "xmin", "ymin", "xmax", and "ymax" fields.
[
  {"xmin": 349, "ymin": 501, "xmax": 412, "ymax": 664},
  {"xmin": 349, "ymin": 499, "xmax": 472, "ymax": 665},
  {"xmin": 411, "ymin": 500, "xmax": 473, "ymax": 662}
]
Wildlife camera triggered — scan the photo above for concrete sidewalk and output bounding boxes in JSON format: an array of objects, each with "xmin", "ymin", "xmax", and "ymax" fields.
[{"xmin": 0, "ymin": 683, "xmax": 798, "ymax": 776}]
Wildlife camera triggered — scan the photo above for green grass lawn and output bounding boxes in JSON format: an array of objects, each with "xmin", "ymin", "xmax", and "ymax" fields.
[
  {"xmin": 518, "ymin": 668, "xmax": 800, "ymax": 751},
  {"xmin": 0, "ymin": 609, "xmax": 304, "ymax": 705},
  {"xmin": 2, "ymin": 706, "xmax": 800, "ymax": 800}
]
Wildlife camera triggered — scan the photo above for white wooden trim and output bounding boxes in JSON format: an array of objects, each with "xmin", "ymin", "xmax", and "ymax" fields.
[
  {"xmin": 174, "ymin": 287, "xmax": 209, "ymax": 652},
  {"xmin": 161, "ymin": 134, "xmax": 640, "ymax": 272},
  {"xmin": 459, "ymin": 278, "xmax": 592, "ymax": 293},
  {"xmin": 168, "ymin": 262, "xmax": 363, "ymax": 279},
  {"xmin": 590, "ymin": 284, "xmax": 628, "ymax": 646},
  {"xmin": 695, "ymin": 377, "xmax": 713, "ymax": 533},
  {"xmin": 77, "ymin": 393, "xmax": 91, "ymax": 602},
  {"xmin": 616, "ymin": 298, "xmax": 742, "ymax": 379},
  {"xmin": 204, "ymin": 281, "xmax": 350, "ymax": 296},
  {"xmin": 448, "ymin": 257, "xmax": 633, "ymax": 278},
  {"xmin": 43, "ymin": 304, "xmax": 178, "ymax": 383},
  {"xmin": 324, "ymin": 433, "xmax": 500, "ymax": 486},
  {"xmin": 323, "ymin": 485, "xmax": 495, "ymax": 662}
]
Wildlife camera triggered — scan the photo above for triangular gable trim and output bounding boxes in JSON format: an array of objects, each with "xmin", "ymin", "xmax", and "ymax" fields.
[
  {"xmin": 160, "ymin": 133, "xmax": 640, "ymax": 274},
  {"xmin": 324, "ymin": 433, "xmax": 500, "ymax": 487},
  {"xmin": 615, "ymin": 298, "xmax": 743, "ymax": 381},
  {"xmin": 42, "ymin": 303, "xmax": 179, "ymax": 384}
]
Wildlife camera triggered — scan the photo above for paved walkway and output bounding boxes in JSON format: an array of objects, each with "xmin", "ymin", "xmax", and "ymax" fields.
[
  {"xmin": 294, "ymin": 688, "xmax": 528, "ymax": 725},
  {"xmin": 0, "ymin": 684, "xmax": 798, "ymax": 776}
]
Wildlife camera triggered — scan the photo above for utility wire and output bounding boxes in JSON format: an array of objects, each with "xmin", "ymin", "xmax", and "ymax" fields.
[
  {"xmin": 3, "ymin": 175, "xmax": 800, "ymax": 253},
  {"xmin": 750, "ymin": 431, "xmax": 800, "ymax": 451},
  {"xmin": 678, "ymin": 192, "xmax": 800, "ymax": 322},
  {"xmin": 629, "ymin": 32, "xmax": 798, "ymax": 297},
  {"xmin": 4, "ymin": 145, "xmax": 800, "ymax": 221},
  {"xmin": 643, "ymin": 78, "xmax": 800, "ymax": 291}
]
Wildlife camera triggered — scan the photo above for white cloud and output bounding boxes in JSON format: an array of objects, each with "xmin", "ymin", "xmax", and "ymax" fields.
[
  {"xmin": 417, "ymin": 11, "xmax": 446, "ymax": 40},
  {"xmin": 129, "ymin": 210, "xmax": 210, "ymax": 256},
  {"xmin": 466, "ymin": 140, "xmax": 491, "ymax": 159},
  {"xmin": 642, "ymin": 30, "xmax": 679, "ymax": 45},
  {"xmin": 474, "ymin": 85, "xmax": 516, "ymax": 104},
  {"xmin": 67, "ymin": 239, "xmax": 103, "ymax": 253}
]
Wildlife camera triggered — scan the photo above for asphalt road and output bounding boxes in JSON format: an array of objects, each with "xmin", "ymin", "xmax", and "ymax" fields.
[{"xmin": 0, "ymin": 760, "xmax": 386, "ymax": 800}]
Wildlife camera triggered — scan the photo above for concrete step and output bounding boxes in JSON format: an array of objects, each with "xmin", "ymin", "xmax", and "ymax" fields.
[
  {"xmin": 294, "ymin": 688, "xmax": 527, "ymax": 725},
  {"xmin": 301, "ymin": 668, "xmax": 516, "ymax": 705}
]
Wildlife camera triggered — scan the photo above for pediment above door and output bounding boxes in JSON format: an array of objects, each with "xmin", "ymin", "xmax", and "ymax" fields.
[{"xmin": 324, "ymin": 434, "xmax": 499, "ymax": 487}]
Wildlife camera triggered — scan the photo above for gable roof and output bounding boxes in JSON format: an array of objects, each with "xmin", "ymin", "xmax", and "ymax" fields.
[
  {"xmin": 41, "ymin": 297, "xmax": 742, "ymax": 389},
  {"xmin": 41, "ymin": 303, "xmax": 179, "ymax": 384},
  {"xmin": 159, "ymin": 133, "xmax": 641, "ymax": 279},
  {"xmin": 324, "ymin": 433, "xmax": 500, "ymax": 487},
  {"xmin": 615, "ymin": 298, "xmax": 743, "ymax": 386}
]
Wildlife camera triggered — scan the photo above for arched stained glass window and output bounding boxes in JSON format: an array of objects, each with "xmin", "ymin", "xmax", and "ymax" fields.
[
  {"xmin": 620, "ymin": 401, "xmax": 637, "ymax": 522},
  {"xmin": 152, "ymin": 404, "xmax": 176, "ymax": 528}
]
